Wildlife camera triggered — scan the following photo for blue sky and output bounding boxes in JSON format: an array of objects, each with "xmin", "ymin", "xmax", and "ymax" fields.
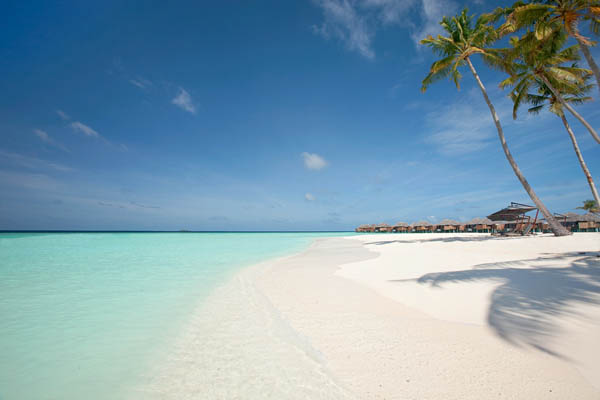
[{"xmin": 1, "ymin": 0, "xmax": 599, "ymax": 230}]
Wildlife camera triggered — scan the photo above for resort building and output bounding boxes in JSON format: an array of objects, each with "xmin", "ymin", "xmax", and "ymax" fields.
[
  {"xmin": 558, "ymin": 212, "xmax": 600, "ymax": 232},
  {"xmin": 411, "ymin": 220, "xmax": 434, "ymax": 233},
  {"xmin": 392, "ymin": 222, "xmax": 410, "ymax": 233},
  {"xmin": 465, "ymin": 217, "xmax": 493, "ymax": 233},
  {"xmin": 355, "ymin": 211, "xmax": 599, "ymax": 233},
  {"xmin": 436, "ymin": 219, "xmax": 463, "ymax": 233}
]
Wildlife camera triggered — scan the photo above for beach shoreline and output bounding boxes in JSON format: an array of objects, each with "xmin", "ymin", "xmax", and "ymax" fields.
[{"xmin": 140, "ymin": 232, "xmax": 600, "ymax": 399}]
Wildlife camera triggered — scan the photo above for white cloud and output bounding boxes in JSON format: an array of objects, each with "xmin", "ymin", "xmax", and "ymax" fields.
[
  {"xmin": 311, "ymin": 0, "xmax": 457, "ymax": 57},
  {"xmin": 301, "ymin": 152, "xmax": 329, "ymax": 170},
  {"xmin": 424, "ymin": 92, "xmax": 498, "ymax": 155},
  {"xmin": 305, "ymin": 192, "xmax": 316, "ymax": 201},
  {"xmin": 363, "ymin": 0, "xmax": 417, "ymax": 24},
  {"xmin": 311, "ymin": 0, "xmax": 376, "ymax": 59},
  {"xmin": 62, "ymin": 116, "xmax": 127, "ymax": 151},
  {"xmin": 33, "ymin": 129, "xmax": 69, "ymax": 152},
  {"xmin": 410, "ymin": 0, "xmax": 457, "ymax": 45},
  {"xmin": 0, "ymin": 149, "xmax": 72, "ymax": 172},
  {"xmin": 172, "ymin": 87, "xmax": 196, "ymax": 114},
  {"xmin": 33, "ymin": 129, "xmax": 49, "ymax": 142},
  {"xmin": 56, "ymin": 110, "xmax": 70, "ymax": 121},
  {"xmin": 70, "ymin": 121, "xmax": 100, "ymax": 138},
  {"xmin": 422, "ymin": 85, "xmax": 536, "ymax": 156},
  {"xmin": 129, "ymin": 77, "xmax": 152, "ymax": 89}
]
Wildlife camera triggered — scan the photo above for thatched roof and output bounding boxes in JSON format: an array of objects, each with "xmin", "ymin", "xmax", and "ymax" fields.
[
  {"xmin": 487, "ymin": 202, "xmax": 537, "ymax": 221},
  {"xmin": 562, "ymin": 212, "xmax": 600, "ymax": 222},
  {"xmin": 411, "ymin": 220, "xmax": 432, "ymax": 227},
  {"xmin": 467, "ymin": 217, "xmax": 493, "ymax": 225},
  {"xmin": 438, "ymin": 219, "xmax": 461, "ymax": 225},
  {"xmin": 393, "ymin": 222, "xmax": 409, "ymax": 227},
  {"xmin": 375, "ymin": 223, "xmax": 391, "ymax": 228}
]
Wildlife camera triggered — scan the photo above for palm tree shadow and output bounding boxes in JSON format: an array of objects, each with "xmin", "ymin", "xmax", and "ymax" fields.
[{"xmin": 391, "ymin": 252, "xmax": 600, "ymax": 359}]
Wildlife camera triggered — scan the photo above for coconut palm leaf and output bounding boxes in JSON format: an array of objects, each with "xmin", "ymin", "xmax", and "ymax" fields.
[
  {"xmin": 506, "ymin": 67, "xmax": 600, "ymax": 208},
  {"xmin": 492, "ymin": 0, "xmax": 600, "ymax": 92},
  {"xmin": 499, "ymin": 27, "xmax": 600, "ymax": 143},
  {"xmin": 420, "ymin": 8, "xmax": 571, "ymax": 236},
  {"xmin": 420, "ymin": 9, "xmax": 497, "ymax": 92}
]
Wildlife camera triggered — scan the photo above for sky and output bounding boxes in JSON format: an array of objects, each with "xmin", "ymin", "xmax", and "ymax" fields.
[{"xmin": 1, "ymin": 0, "xmax": 599, "ymax": 231}]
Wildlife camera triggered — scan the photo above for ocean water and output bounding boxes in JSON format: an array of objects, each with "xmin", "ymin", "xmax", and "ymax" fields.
[{"xmin": 0, "ymin": 232, "xmax": 350, "ymax": 400}]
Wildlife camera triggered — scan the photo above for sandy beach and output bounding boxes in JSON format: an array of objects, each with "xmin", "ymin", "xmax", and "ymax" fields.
[{"xmin": 142, "ymin": 232, "xmax": 600, "ymax": 399}]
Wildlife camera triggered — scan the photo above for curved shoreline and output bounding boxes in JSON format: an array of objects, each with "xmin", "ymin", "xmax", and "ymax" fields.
[
  {"xmin": 138, "ymin": 233, "xmax": 600, "ymax": 399},
  {"xmin": 135, "ymin": 237, "xmax": 370, "ymax": 399}
]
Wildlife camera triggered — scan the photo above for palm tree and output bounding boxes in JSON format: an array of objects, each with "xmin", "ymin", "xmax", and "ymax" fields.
[
  {"xmin": 576, "ymin": 199, "xmax": 600, "ymax": 212},
  {"xmin": 506, "ymin": 74, "xmax": 600, "ymax": 207},
  {"xmin": 495, "ymin": 0, "xmax": 600, "ymax": 93},
  {"xmin": 421, "ymin": 9, "xmax": 570, "ymax": 236},
  {"xmin": 502, "ymin": 28, "xmax": 600, "ymax": 144}
]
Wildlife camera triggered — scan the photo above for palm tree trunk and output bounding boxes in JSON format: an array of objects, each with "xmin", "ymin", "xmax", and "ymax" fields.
[
  {"xmin": 576, "ymin": 37, "xmax": 600, "ymax": 95},
  {"xmin": 465, "ymin": 57, "xmax": 570, "ymax": 236},
  {"xmin": 559, "ymin": 113, "xmax": 600, "ymax": 208},
  {"xmin": 539, "ymin": 74, "xmax": 600, "ymax": 145}
]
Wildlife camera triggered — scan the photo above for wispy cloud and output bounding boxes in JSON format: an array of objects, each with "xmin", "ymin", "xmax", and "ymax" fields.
[
  {"xmin": 33, "ymin": 129, "xmax": 69, "ymax": 152},
  {"xmin": 56, "ymin": 110, "xmax": 70, "ymax": 121},
  {"xmin": 424, "ymin": 102, "xmax": 494, "ymax": 155},
  {"xmin": 172, "ymin": 87, "xmax": 196, "ymax": 114},
  {"xmin": 33, "ymin": 129, "xmax": 50, "ymax": 141},
  {"xmin": 311, "ymin": 0, "xmax": 453, "ymax": 58},
  {"xmin": 311, "ymin": 0, "xmax": 376, "ymax": 59},
  {"xmin": 97, "ymin": 200, "xmax": 161, "ymax": 210},
  {"xmin": 56, "ymin": 112, "xmax": 127, "ymax": 151},
  {"xmin": 129, "ymin": 77, "xmax": 152, "ymax": 89},
  {"xmin": 305, "ymin": 192, "xmax": 316, "ymax": 201},
  {"xmin": 0, "ymin": 149, "xmax": 72, "ymax": 172},
  {"xmin": 70, "ymin": 121, "xmax": 100, "ymax": 138},
  {"xmin": 363, "ymin": 0, "xmax": 417, "ymax": 24},
  {"xmin": 301, "ymin": 152, "xmax": 329, "ymax": 170},
  {"xmin": 130, "ymin": 201, "xmax": 160, "ymax": 209},
  {"xmin": 422, "ymin": 88, "xmax": 512, "ymax": 156},
  {"xmin": 410, "ymin": 0, "xmax": 457, "ymax": 45}
]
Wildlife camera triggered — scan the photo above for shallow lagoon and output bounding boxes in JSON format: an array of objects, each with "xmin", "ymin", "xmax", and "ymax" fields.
[{"xmin": 0, "ymin": 232, "xmax": 349, "ymax": 399}]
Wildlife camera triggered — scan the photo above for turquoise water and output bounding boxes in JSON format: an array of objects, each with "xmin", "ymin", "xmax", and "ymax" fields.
[{"xmin": 0, "ymin": 232, "xmax": 350, "ymax": 400}]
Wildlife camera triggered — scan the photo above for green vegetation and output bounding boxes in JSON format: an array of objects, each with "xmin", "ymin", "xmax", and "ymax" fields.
[
  {"xmin": 420, "ymin": 1, "xmax": 600, "ymax": 237},
  {"xmin": 577, "ymin": 199, "xmax": 600, "ymax": 213}
]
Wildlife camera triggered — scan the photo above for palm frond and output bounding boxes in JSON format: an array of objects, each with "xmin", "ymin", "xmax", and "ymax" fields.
[
  {"xmin": 527, "ymin": 104, "xmax": 546, "ymax": 114},
  {"xmin": 420, "ymin": 8, "xmax": 501, "ymax": 93}
]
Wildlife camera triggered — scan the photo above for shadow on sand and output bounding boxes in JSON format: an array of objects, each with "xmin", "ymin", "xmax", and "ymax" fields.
[{"xmin": 390, "ymin": 252, "xmax": 600, "ymax": 359}]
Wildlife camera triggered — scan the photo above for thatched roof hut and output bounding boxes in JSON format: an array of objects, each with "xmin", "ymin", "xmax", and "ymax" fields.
[
  {"xmin": 563, "ymin": 212, "xmax": 600, "ymax": 222},
  {"xmin": 411, "ymin": 220, "xmax": 434, "ymax": 232},
  {"xmin": 438, "ymin": 219, "xmax": 461, "ymax": 226},
  {"xmin": 392, "ymin": 222, "xmax": 410, "ymax": 232},
  {"xmin": 557, "ymin": 212, "xmax": 600, "ymax": 231},
  {"xmin": 466, "ymin": 217, "xmax": 493, "ymax": 225},
  {"xmin": 355, "ymin": 224, "xmax": 372, "ymax": 232},
  {"xmin": 465, "ymin": 217, "xmax": 493, "ymax": 232},
  {"xmin": 374, "ymin": 223, "xmax": 392, "ymax": 232},
  {"xmin": 411, "ymin": 220, "xmax": 432, "ymax": 226},
  {"xmin": 438, "ymin": 219, "xmax": 462, "ymax": 231}
]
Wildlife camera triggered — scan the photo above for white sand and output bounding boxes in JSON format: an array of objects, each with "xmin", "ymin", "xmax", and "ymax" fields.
[{"xmin": 141, "ymin": 233, "xmax": 600, "ymax": 399}]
